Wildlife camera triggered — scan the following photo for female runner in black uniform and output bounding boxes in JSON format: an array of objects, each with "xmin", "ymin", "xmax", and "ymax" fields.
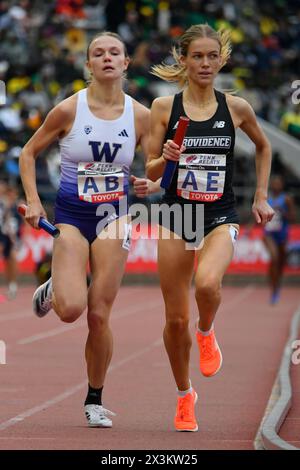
[{"xmin": 146, "ymin": 24, "xmax": 274, "ymax": 432}]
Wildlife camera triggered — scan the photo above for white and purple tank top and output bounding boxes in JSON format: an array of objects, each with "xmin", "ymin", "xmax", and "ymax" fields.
[{"xmin": 58, "ymin": 89, "xmax": 136, "ymax": 203}]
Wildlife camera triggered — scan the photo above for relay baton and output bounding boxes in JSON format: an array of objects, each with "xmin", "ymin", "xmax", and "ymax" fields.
[
  {"xmin": 18, "ymin": 204, "xmax": 60, "ymax": 238},
  {"xmin": 160, "ymin": 116, "xmax": 190, "ymax": 189}
]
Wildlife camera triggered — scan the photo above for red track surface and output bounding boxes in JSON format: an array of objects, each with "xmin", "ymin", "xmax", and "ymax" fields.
[{"xmin": 0, "ymin": 285, "xmax": 299, "ymax": 450}]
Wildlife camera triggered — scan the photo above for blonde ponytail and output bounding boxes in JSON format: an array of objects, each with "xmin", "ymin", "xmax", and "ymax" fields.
[
  {"xmin": 151, "ymin": 24, "xmax": 232, "ymax": 86},
  {"xmin": 218, "ymin": 28, "xmax": 232, "ymax": 67},
  {"xmin": 151, "ymin": 46, "xmax": 187, "ymax": 87}
]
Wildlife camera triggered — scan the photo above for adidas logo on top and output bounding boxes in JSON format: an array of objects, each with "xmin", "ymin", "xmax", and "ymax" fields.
[{"xmin": 118, "ymin": 129, "xmax": 128, "ymax": 137}]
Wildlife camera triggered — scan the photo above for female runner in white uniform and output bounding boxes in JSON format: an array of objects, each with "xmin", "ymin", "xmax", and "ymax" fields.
[{"xmin": 19, "ymin": 32, "xmax": 151, "ymax": 428}]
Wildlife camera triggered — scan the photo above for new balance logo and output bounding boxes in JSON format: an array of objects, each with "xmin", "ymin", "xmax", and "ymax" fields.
[
  {"xmin": 212, "ymin": 216, "xmax": 227, "ymax": 225},
  {"xmin": 118, "ymin": 129, "xmax": 128, "ymax": 137},
  {"xmin": 213, "ymin": 121, "xmax": 225, "ymax": 128}
]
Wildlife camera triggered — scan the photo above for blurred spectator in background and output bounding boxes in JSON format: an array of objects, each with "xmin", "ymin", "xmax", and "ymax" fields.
[
  {"xmin": 280, "ymin": 103, "xmax": 300, "ymax": 139},
  {"xmin": 0, "ymin": 182, "xmax": 23, "ymax": 299},
  {"xmin": 263, "ymin": 175, "xmax": 296, "ymax": 304},
  {"xmin": 0, "ymin": 0, "xmax": 299, "ymax": 218}
]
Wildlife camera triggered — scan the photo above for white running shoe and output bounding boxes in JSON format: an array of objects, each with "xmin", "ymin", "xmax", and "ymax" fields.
[
  {"xmin": 32, "ymin": 278, "xmax": 53, "ymax": 317},
  {"xmin": 84, "ymin": 404, "xmax": 115, "ymax": 428}
]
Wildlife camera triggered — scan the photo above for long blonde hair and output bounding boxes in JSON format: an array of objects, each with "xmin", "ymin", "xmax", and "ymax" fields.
[{"xmin": 151, "ymin": 24, "xmax": 231, "ymax": 87}]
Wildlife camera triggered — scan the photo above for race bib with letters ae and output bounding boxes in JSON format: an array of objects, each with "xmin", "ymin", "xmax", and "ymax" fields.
[
  {"xmin": 78, "ymin": 162, "xmax": 125, "ymax": 203},
  {"xmin": 177, "ymin": 153, "xmax": 226, "ymax": 202}
]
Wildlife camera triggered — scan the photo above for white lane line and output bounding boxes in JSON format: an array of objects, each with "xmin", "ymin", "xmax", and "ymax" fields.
[
  {"xmin": 18, "ymin": 321, "xmax": 86, "ymax": 345},
  {"xmin": 0, "ymin": 337, "xmax": 163, "ymax": 432},
  {"xmin": 17, "ymin": 286, "xmax": 251, "ymax": 346},
  {"xmin": 0, "ymin": 311, "xmax": 32, "ymax": 323},
  {"xmin": 0, "ymin": 289, "xmax": 155, "ymax": 323},
  {"xmin": 0, "ymin": 437, "xmax": 56, "ymax": 440},
  {"xmin": 109, "ymin": 338, "xmax": 163, "ymax": 372},
  {"xmin": 255, "ymin": 305, "xmax": 300, "ymax": 450},
  {"xmin": 0, "ymin": 383, "xmax": 86, "ymax": 431},
  {"xmin": 17, "ymin": 285, "xmax": 254, "ymax": 345},
  {"xmin": 17, "ymin": 299, "xmax": 163, "ymax": 345},
  {"xmin": 0, "ymin": 285, "xmax": 254, "ymax": 433},
  {"xmin": 190, "ymin": 284, "xmax": 254, "ymax": 318},
  {"xmin": 16, "ymin": 286, "xmax": 253, "ymax": 345},
  {"xmin": 218, "ymin": 284, "xmax": 255, "ymax": 312}
]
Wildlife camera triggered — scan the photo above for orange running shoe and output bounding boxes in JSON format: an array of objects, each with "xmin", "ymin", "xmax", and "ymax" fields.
[
  {"xmin": 196, "ymin": 327, "xmax": 223, "ymax": 377},
  {"xmin": 174, "ymin": 389, "xmax": 198, "ymax": 432}
]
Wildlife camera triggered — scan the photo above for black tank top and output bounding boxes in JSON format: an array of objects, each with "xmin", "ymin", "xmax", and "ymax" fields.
[{"xmin": 163, "ymin": 90, "xmax": 236, "ymax": 214}]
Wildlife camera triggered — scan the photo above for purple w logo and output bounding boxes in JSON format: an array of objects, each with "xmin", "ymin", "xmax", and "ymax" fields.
[{"xmin": 89, "ymin": 141, "xmax": 122, "ymax": 163}]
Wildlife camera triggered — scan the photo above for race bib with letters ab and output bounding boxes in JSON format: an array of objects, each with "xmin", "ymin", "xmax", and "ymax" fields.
[
  {"xmin": 78, "ymin": 162, "xmax": 125, "ymax": 203},
  {"xmin": 177, "ymin": 153, "xmax": 226, "ymax": 202}
]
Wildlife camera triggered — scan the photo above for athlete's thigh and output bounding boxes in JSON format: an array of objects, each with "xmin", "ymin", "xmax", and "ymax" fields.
[
  {"xmin": 88, "ymin": 216, "xmax": 130, "ymax": 309},
  {"xmin": 158, "ymin": 227, "xmax": 195, "ymax": 312},
  {"xmin": 263, "ymin": 234, "xmax": 278, "ymax": 261},
  {"xmin": 278, "ymin": 242, "xmax": 287, "ymax": 266},
  {"xmin": 52, "ymin": 224, "xmax": 89, "ymax": 307},
  {"xmin": 196, "ymin": 223, "xmax": 239, "ymax": 281}
]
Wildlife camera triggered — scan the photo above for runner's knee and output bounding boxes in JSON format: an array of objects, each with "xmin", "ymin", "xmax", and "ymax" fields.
[
  {"xmin": 165, "ymin": 315, "xmax": 189, "ymax": 334},
  {"xmin": 58, "ymin": 302, "xmax": 85, "ymax": 323},
  {"xmin": 195, "ymin": 276, "xmax": 221, "ymax": 301},
  {"xmin": 88, "ymin": 289, "xmax": 116, "ymax": 318},
  {"xmin": 87, "ymin": 311, "xmax": 110, "ymax": 332}
]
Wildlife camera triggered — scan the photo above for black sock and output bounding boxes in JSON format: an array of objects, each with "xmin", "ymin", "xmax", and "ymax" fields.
[{"xmin": 84, "ymin": 385, "xmax": 103, "ymax": 406}]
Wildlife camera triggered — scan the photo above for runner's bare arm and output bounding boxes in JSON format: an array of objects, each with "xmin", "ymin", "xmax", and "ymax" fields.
[
  {"xmin": 146, "ymin": 97, "xmax": 173, "ymax": 181},
  {"xmin": 134, "ymin": 101, "xmax": 150, "ymax": 159},
  {"xmin": 19, "ymin": 99, "xmax": 75, "ymax": 227},
  {"xmin": 132, "ymin": 100, "xmax": 162, "ymax": 195},
  {"xmin": 235, "ymin": 98, "xmax": 274, "ymax": 225}
]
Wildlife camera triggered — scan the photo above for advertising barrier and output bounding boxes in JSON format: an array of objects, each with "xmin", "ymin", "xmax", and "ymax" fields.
[{"xmin": 1, "ymin": 225, "xmax": 300, "ymax": 275}]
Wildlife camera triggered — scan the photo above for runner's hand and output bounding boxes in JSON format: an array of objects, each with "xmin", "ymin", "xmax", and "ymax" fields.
[
  {"xmin": 25, "ymin": 201, "xmax": 47, "ymax": 229},
  {"xmin": 131, "ymin": 175, "xmax": 157, "ymax": 198},
  {"xmin": 252, "ymin": 199, "xmax": 274, "ymax": 226},
  {"xmin": 162, "ymin": 140, "xmax": 185, "ymax": 162}
]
